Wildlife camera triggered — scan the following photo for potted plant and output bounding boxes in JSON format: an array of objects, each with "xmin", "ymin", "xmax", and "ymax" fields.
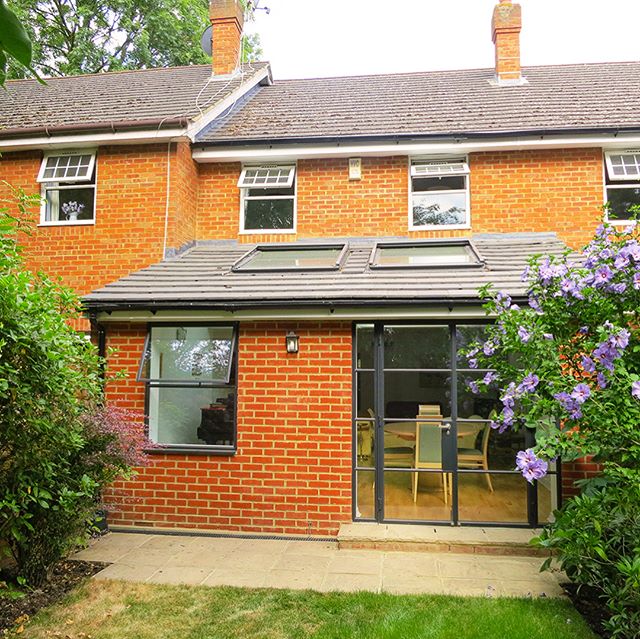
[{"xmin": 61, "ymin": 201, "xmax": 84, "ymax": 221}]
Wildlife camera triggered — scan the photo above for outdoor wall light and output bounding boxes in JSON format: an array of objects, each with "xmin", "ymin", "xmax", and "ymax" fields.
[{"xmin": 285, "ymin": 331, "xmax": 299, "ymax": 354}]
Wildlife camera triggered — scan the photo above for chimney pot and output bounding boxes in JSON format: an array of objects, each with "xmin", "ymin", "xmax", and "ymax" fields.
[
  {"xmin": 209, "ymin": 0, "xmax": 245, "ymax": 76},
  {"xmin": 491, "ymin": 0, "xmax": 523, "ymax": 84}
]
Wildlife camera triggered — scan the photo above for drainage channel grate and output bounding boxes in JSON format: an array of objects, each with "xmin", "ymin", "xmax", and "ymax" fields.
[{"xmin": 108, "ymin": 526, "xmax": 337, "ymax": 544}]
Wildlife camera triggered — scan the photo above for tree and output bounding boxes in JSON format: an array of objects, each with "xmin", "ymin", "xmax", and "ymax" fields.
[
  {"xmin": 464, "ymin": 219, "xmax": 640, "ymax": 637},
  {"xmin": 0, "ymin": 198, "xmax": 148, "ymax": 586},
  {"xmin": 7, "ymin": 0, "xmax": 262, "ymax": 79},
  {"xmin": 0, "ymin": 0, "xmax": 33, "ymax": 84}
]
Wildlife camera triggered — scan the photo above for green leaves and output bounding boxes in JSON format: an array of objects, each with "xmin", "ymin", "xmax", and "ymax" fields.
[{"xmin": 0, "ymin": 1, "xmax": 32, "ymax": 77}]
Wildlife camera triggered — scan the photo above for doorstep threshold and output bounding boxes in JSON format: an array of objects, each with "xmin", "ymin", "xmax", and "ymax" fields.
[{"xmin": 338, "ymin": 522, "xmax": 548, "ymax": 556}]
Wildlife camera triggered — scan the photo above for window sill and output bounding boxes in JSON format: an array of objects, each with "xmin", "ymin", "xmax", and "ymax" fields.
[
  {"xmin": 606, "ymin": 218, "xmax": 636, "ymax": 226},
  {"xmin": 239, "ymin": 229, "xmax": 296, "ymax": 235},
  {"xmin": 409, "ymin": 223, "xmax": 471, "ymax": 232},
  {"xmin": 38, "ymin": 220, "xmax": 96, "ymax": 227},
  {"xmin": 145, "ymin": 445, "xmax": 236, "ymax": 457}
]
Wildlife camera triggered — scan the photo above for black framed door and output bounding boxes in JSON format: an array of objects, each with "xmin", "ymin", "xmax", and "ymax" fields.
[{"xmin": 353, "ymin": 321, "xmax": 561, "ymax": 527}]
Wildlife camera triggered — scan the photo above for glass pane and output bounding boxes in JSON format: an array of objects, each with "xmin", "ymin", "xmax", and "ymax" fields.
[
  {"xmin": 355, "ymin": 470, "xmax": 375, "ymax": 519},
  {"xmin": 606, "ymin": 187, "xmax": 640, "ymax": 220},
  {"xmin": 355, "ymin": 371, "xmax": 375, "ymax": 418},
  {"xmin": 140, "ymin": 326, "xmax": 235, "ymax": 383},
  {"xmin": 376, "ymin": 245, "xmax": 475, "ymax": 267},
  {"xmin": 247, "ymin": 187, "xmax": 295, "ymax": 197},
  {"xmin": 384, "ymin": 371, "xmax": 451, "ymax": 419},
  {"xmin": 537, "ymin": 470, "xmax": 559, "ymax": 525},
  {"xmin": 384, "ymin": 470, "xmax": 452, "ymax": 522},
  {"xmin": 458, "ymin": 472, "xmax": 528, "ymax": 523},
  {"xmin": 384, "ymin": 325, "xmax": 450, "ymax": 369},
  {"xmin": 355, "ymin": 419, "xmax": 375, "ymax": 467},
  {"xmin": 237, "ymin": 247, "xmax": 343, "ymax": 270},
  {"xmin": 412, "ymin": 192, "xmax": 467, "ymax": 226},
  {"xmin": 458, "ymin": 372, "xmax": 500, "ymax": 418},
  {"xmin": 45, "ymin": 187, "xmax": 94, "ymax": 222},
  {"xmin": 456, "ymin": 324, "xmax": 491, "ymax": 367},
  {"xmin": 355, "ymin": 324, "xmax": 374, "ymax": 369},
  {"xmin": 244, "ymin": 198, "xmax": 294, "ymax": 230},
  {"xmin": 148, "ymin": 386, "xmax": 235, "ymax": 446},
  {"xmin": 412, "ymin": 176, "xmax": 466, "ymax": 191},
  {"xmin": 242, "ymin": 166, "xmax": 294, "ymax": 187}
]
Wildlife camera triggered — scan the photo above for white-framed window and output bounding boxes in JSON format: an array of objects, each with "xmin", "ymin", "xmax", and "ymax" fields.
[
  {"xmin": 409, "ymin": 158, "xmax": 470, "ymax": 230},
  {"xmin": 36, "ymin": 150, "xmax": 97, "ymax": 225},
  {"xmin": 238, "ymin": 164, "xmax": 296, "ymax": 233},
  {"xmin": 604, "ymin": 151, "xmax": 640, "ymax": 222}
]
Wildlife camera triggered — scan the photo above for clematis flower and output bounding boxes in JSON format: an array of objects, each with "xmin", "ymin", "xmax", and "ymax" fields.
[
  {"xmin": 517, "ymin": 373, "xmax": 539, "ymax": 394},
  {"xmin": 632, "ymin": 381, "xmax": 640, "ymax": 401},
  {"xmin": 516, "ymin": 449, "xmax": 549, "ymax": 483},
  {"xmin": 517, "ymin": 326, "xmax": 531, "ymax": 343},
  {"xmin": 594, "ymin": 266, "xmax": 613, "ymax": 287},
  {"xmin": 581, "ymin": 356, "xmax": 596, "ymax": 373},
  {"xmin": 571, "ymin": 383, "xmax": 591, "ymax": 405},
  {"xmin": 597, "ymin": 372, "xmax": 608, "ymax": 389}
]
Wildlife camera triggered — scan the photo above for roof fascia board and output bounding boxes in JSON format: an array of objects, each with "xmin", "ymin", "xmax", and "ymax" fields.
[
  {"xmin": 93, "ymin": 305, "xmax": 493, "ymax": 323},
  {"xmin": 192, "ymin": 133, "xmax": 640, "ymax": 163},
  {"xmin": 0, "ymin": 127, "xmax": 188, "ymax": 152},
  {"xmin": 185, "ymin": 65, "xmax": 272, "ymax": 141}
]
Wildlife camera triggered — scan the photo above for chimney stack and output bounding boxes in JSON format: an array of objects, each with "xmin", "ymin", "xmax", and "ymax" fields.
[
  {"xmin": 209, "ymin": 0, "xmax": 245, "ymax": 76},
  {"xmin": 492, "ymin": 0, "xmax": 523, "ymax": 84}
]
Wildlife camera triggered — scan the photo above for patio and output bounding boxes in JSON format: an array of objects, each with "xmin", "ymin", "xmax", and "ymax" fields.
[{"xmin": 74, "ymin": 531, "xmax": 564, "ymax": 597}]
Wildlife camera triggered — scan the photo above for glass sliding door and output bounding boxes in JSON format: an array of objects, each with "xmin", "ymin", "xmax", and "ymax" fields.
[{"xmin": 353, "ymin": 322, "xmax": 561, "ymax": 527}]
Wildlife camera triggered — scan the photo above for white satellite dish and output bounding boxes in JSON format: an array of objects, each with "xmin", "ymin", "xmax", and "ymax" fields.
[{"xmin": 201, "ymin": 25, "xmax": 213, "ymax": 56}]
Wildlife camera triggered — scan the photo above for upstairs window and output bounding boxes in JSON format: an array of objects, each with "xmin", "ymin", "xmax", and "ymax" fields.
[
  {"xmin": 238, "ymin": 165, "xmax": 296, "ymax": 233},
  {"xmin": 410, "ymin": 159, "xmax": 469, "ymax": 229},
  {"xmin": 37, "ymin": 151, "xmax": 97, "ymax": 225},
  {"xmin": 604, "ymin": 152, "xmax": 640, "ymax": 222}
]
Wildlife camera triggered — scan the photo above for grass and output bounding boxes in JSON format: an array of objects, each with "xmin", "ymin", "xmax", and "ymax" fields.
[{"xmin": 18, "ymin": 580, "xmax": 598, "ymax": 639}]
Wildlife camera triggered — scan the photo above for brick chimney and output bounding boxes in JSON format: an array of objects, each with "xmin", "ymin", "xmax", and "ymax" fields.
[
  {"xmin": 491, "ymin": 0, "xmax": 523, "ymax": 84},
  {"xmin": 209, "ymin": 0, "xmax": 245, "ymax": 76}
]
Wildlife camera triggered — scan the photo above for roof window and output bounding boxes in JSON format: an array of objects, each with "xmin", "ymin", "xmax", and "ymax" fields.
[
  {"xmin": 233, "ymin": 244, "xmax": 348, "ymax": 272},
  {"xmin": 370, "ymin": 240, "xmax": 483, "ymax": 269}
]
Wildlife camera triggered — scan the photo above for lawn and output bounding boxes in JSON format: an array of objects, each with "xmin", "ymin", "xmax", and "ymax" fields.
[{"xmin": 19, "ymin": 580, "xmax": 597, "ymax": 639}]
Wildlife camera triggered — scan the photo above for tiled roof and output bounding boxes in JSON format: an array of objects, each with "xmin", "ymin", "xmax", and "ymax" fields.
[
  {"xmin": 0, "ymin": 62, "xmax": 270, "ymax": 137},
  {"xmin": 84, "ymin": 233, "xmax": 569, "ymax": 310},
  {"xmin": 196, "ymin": 62, "xmax": 640, "ymax": 143}
]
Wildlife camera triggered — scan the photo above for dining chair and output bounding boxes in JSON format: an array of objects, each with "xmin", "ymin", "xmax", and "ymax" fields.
[
  {"xmin": 356, "ymin": 408, "xmax": 375, "ymax": 462},
  {"xmin": 457, "ymin": 419, "xmax": 494, "ymax": 492},
  {"xmin": 412, "ymin": 421, "xmax": 450, "ymax": 504}
]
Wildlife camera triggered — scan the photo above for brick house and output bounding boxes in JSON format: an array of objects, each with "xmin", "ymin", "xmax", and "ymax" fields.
[{"xmin": 1, "ymin": 0, "xmax": 639, "ymax": 537}]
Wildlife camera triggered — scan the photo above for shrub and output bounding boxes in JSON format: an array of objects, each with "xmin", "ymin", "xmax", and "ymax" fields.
[
  {"xmin": 462, "ymin": 219, "xmax": 640, "ymax": 637},
  {"xmin": 0, "ymin": 200, "xmax": 148, "ymax": 586}
]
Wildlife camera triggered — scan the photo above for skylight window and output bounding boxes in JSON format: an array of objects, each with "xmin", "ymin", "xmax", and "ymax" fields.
[
  {"xmin": 370, "ymin": 241, "xmax": 482, "ymax": 269},
  {"xmin": 233, "ymin": 244, "xmax": 348, "ymax": 272}
]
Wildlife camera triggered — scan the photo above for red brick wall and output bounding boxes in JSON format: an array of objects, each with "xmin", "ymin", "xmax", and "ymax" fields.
[
  {"xmin": 196, "ymin": 150, "xmax": 604, "ymax": 249},
  {"xmin": 104, "ymin": 321, "xmax": 353, "ymax": 536}
]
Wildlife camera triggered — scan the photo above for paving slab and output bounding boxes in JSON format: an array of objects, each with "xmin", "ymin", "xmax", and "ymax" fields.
[{"xmin": 77, "ymin": 532, "xmax": 565, "ymax": 598}]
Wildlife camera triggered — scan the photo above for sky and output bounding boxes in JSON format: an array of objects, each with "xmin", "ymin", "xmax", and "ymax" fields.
[{"xmin": 244, "ymin": 0, "xmax": 640, "ymax": 79}]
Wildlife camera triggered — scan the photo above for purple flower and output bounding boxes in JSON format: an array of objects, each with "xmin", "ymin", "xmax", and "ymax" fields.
[
  {"xmin": 627, "ymin": 242, "xmax": 640, "ymax": 261},
  {"xmin": 518, "ymin": 373, "xmax": 539, "ymax": 394},
  {"xmin": 599, "ymin": 248, "xmax": 614, "ymax": 260},
  {"xmin": 554, "ymin": 391, "xmax": 573, "ymax": 411},
  {"xmin": 483, "ymin": 371, "xmax": 497, "ymax": 385},
  {"xmin": 597, "ymin": 372, "xmax": 608, "ymax": 389},
  {"xmin": 594, "ymin": 266, "xmax": 613, "ymax": 287},
  {"xmin": 610, "ymin": 282, "xmax": 627, "ymax": 294},
  {"xmin": 578, "ymin": 326, "xmax": 589, "ymax": 335},
  {"xmin": 521, "ymin": 265, "xmax": 531, "ymax": 282},
  {"xmin": 468, "ymin": 358, "xmax": 478, "ymax": 369},
  {"xmin": 517, "ymin": 326, "xmax": 531, "ymax": 344},
  {"xmin": 571, "ymin": 383, "xmax": 591, "ymax": 405},
  {"xmin": 632, "ymin": 381, "xmax": 640, "ymax": 401},
  {"xmin": 634, "ymin": 272, "xmax": 640, "ymax": 290},
  {"xmin": 483, "ymin": 341, "xmax": 496, "ymax": 356},
  {"xmin": 467, "ymin": 380, "xmax": 480, "ymax": 394},
  {"xmin": 516, "ymin": 448, "xmax": 549, "ymax": 484},
  {"xmin": 581, "ymin": 356, "xmax": 596, "ymax": 373},
  {"xmin": 528, "ymin": 296, "xmax": 542, "ymax": 313},
  {"xmin": 611, "ymin": 329, "xmax": 630, "ymax": 350},
  {"xmin": 614, "ymin": 253, "xmax": 630, "ymax": 269},
  {"xmin": 543, "ymin": 333, "xmax": 554, "ymax": 341}
]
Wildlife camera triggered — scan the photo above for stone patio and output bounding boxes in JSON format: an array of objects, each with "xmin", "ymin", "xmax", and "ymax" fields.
[{"xmin": 73, "ymin": 532, "xmax": 565, "ymax": 597}]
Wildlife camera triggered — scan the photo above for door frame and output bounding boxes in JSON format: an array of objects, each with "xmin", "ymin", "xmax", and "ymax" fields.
[{"xmin": 351, "ymin": 320, "xmax": 562, "ymax": 528}]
